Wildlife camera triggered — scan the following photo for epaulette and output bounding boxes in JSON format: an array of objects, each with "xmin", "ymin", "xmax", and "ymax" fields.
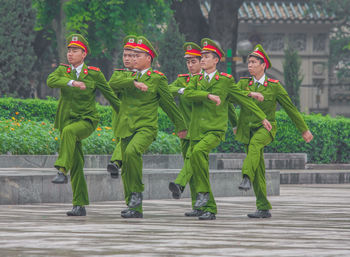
[
  {"xmin": 240, "ymin": 77, "xmax": 251, "ymax": 80},
  {"xmin": 153, "ymin": 70, "xmax": 164, "ymax": 76},
  {"xmin": 88, "ymin": 66, "xmax": 100, "ymax": 71},
  {"xmin": 178, "ymin": 74, "xmax": 189, "ymax": 77},
  {"xmin": 220, "ymin": 72, "xmax": 233, "ymax": 78},
  {"xmin": 268, "ymin": 78, "xmax": 279, "ymax": 83},
  {"xmin": 60, "ymin": 63, "xmax": 69, "ymax": 67}
]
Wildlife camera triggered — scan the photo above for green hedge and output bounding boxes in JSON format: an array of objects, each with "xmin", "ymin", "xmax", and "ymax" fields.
[{"xmin": 1, "ymin": 97, "xmax": 350, "ymax": 163}]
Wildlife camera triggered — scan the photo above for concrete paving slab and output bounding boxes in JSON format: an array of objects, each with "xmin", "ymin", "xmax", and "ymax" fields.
[{"xmin": 0, "ymin": 184, "xmax": 349, "ymax": 256}]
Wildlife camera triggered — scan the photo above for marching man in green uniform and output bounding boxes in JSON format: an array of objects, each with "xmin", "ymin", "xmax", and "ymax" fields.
[
  {"xmin": 236, "ymin": 44, "xmax": 314, "ymax": 218},
  {"xmin": 167, "ymin": 43, "xmax": 238, "ymax": 216},
  {"xmin": 167, "ymin": 42, "xmax": 202, "ymax": 202},
  {"xmin": 47, "ymin": 34, "xmax": 120, "ymax": 216},
  {"xmin": 107, "ymin": 35, "xmax": 138, "ymax": 178},
  {"xmin": 109, "ymin": 36, "xmax": 187, "ymax": 218},
  {"xmin": 182, "ymin": 38, "xmax": 272, "ymax": 220}
]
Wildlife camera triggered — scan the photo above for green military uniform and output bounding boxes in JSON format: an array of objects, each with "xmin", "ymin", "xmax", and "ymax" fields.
[
  {"xmin": 109, "ymin": 36, "xmax": 186, "ymax": 214},
  {"xmin": 236, "ymin": 45, "xmax": 309, "ymax": 211},
  {"xmin": 47, "ymin": 34, "xmax": 120, "ymax": 207}
]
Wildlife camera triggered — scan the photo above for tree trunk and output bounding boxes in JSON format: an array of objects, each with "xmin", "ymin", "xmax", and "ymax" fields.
[
  {"xmin": 52, "ymin": 0, "xmax": 68, "ymax": 64},
  {"xmin": 171, "ymin": 0, "xmax": 209, "ymax": 43},
  {"xmin": 209, "ymin": 0, "xmax": 244, "ymax": 78}
]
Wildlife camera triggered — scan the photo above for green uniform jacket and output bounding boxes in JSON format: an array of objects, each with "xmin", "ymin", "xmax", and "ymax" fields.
[
  {"xmin": 109, "ymin": 68, "xmax": 187, "ymax": 139},
  {"xmin": 109, "ymin": 69, "xmax": 133, "ymax": 137},
  {"xmin": 47, "ymin": 63, "xmax": 120, "ymax": 132},
  {"xmin": 184, "ymin": 71, "xmax": 266, "ymax": 141},
  {"xmin": 169, "ymin": 74, "xmax": 238, "ymax": 140},
  {"xmin": 235, "ymin": 76, "xmax": 309, "ymax": 144}
]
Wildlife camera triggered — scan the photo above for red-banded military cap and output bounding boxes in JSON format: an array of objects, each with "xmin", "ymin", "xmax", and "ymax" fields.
[
  {"xmin": 66, "ymin": 34, "xmax": 90, "ymax": 54},
  {"xmin": 249, "ymin": 44, "xmax": 272, "ymax": 69},
  {"xmin": 201, "ymin": 38, "xmax": 225, "ymax": 60},
  {"xmin": 133, "ymin": 36, "xmax": 158, "ymax": 58},
  {"xmin": 183, "ymin": 42, "xmax": 202, "ymax": 58},
  {"xmin": 123, "ymin": 35, "xmax": 137, "ymax": 49}
]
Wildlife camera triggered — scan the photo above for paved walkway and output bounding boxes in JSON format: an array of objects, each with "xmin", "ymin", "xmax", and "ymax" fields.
[{"xmin": 0, "ymin": 184, "xmax": 349, "ymax": 257}]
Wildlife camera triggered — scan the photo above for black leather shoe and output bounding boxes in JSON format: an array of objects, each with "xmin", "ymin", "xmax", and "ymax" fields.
[
  {"xmin": 52, "ymin": 172, "xmax": 68, "ymax": 184},
  {"xmin": 66, "ymin": 206, "xmax": 86, "ymax": 216},
  {"xmin": 168, "ymin": 182, "xmax": 184, "ymax": 199},
  {"xmin": 247, "ymin": 210, "xmax": 271, "ymax": 218},
  {"xmin": 184, "ymin": 209, "xmax": 204, "ymax": 217},
  {"xmin": 121, "ymin": 209, "xmax": 143, "ymax": 218},
  {"xmin": 194, "ymin": 192, "xmax": 209, "ymax": 208},
  {"xmin": 128, "ymin": 192, "xmax": 143, "ymax": 208},
  {"xmin": 238, "ymin": 175, "xmax": 251, "ymax": 191},
  {"xmin": 198, "ymin": 211, "xmax": 216, "ymax": 220},
  {"xmin": 121, "ymin": 208, "xmax": 130, "ymax": 214},
  {"xmin": 107, "ymin": 161, "xmax": 120, "ymax": 178}
]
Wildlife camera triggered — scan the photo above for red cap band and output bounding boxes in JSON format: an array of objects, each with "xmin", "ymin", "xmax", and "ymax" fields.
[
  {"xmin": 185, "ymin": 49, "xmax": 201, "ymax": 56},
  {"xmin": 202, "ymin": 45, "xmax": 222, "ymax": 59},
  {"xmin": 135, "ymin": 43, "xmax": 155, "ymax": 58},
  {"xmin": 252, "ymin": 50, "xmax": 269, "ymax": 69},
  {"xmin": 68, "ymin": 41, "xmax": 88, "ymax": 53},
  {"xmin": 124, "ymin": 42, "xmax": 137, "ymax": 49}
]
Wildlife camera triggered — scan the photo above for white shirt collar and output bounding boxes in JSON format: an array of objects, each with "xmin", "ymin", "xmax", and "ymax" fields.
[
  {"xmin": 139, "ymin": 67, "xmax": 150, "ymax": 76},
  {"xmin": 254, "ymin": 74, "xmax": 265, "ymax": 85},
  {"xmin": 204, "ymin": 70, "xmax": 217, "ymax": 82},
  {"xmin": 71, "ymin": 62, "xmax": 84, "ymax": 75}
]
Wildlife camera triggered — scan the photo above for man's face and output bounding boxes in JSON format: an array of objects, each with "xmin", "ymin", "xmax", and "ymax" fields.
[
  {"xmin": 248, "ymin": 56, "xmax": 266, "ymax": 77},
  {"xmin": 186, "ymin": 57, "xmax": 201, "ymax": 75},
  {"xmin": 67, "ymin": 47, "xmax": 86, "ymax": 67},
  {"xmin": 133, "ymin": 51, "xmax": 151, "ymax": 70},
  {"xmin": 123, "ymin": 49, "xmax": 135, "ymax": 69},
  {"xmin": 200, "ymin": 52, "xmax": 218, "ymax": 71}
]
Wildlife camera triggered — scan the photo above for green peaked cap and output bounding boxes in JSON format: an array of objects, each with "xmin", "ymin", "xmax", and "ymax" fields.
[
  {"xmin": 201, "ymin": 38, "xmax": 225, "ymax": 59},
  {"xmin": 123, "ymin": 35, "xmax": 137, "ymax": 49},
  {"xmin": 66, "ymin": 33, "xmax": 90, "ymax": 54},
  {"xmin": 183, "ymin": 42, "xmax": 202, "ymax": 57},
  {"xmin": 249, "ymin": 44, "xmax": 272, "ymax": 69},
  {"xmin": 134, "ymin": 36, "xmax": 158, "ymax": 58}
]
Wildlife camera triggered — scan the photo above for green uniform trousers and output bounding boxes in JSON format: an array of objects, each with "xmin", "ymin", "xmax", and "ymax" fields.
[
  {"xmin": 121, "ymin": 130, "xmax": 155, "ymax": 213},
  {"xmin": 242, "ymin": 127, "xmax": 273, "ymax": 210},
  {"xmin": 174, "ymin": 139, "xmax": 196, "ymax": 208},
  {"xmin": 110, "ymin": 140, "xmax": 122, "ymax": 163},
  {"xmin": 188, "ymin": 133, "xmax": 221, "ymax": 214},
  {"xmin": 54, "ymin": 119, "xmax": 95, "ymax": 206}
]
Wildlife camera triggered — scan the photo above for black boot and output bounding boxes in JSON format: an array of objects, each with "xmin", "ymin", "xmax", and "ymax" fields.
[
  {"xmin": 51, "ymin": 172, "xmax": 68, "ymax": 184},
  {"xmin": 238, "ymin": 175, "xmax": 251, "ymax": 191},
  {"xmin": 168, "ymin": 182, "xmax": 184, "ymax": 199},
  {"xmin": 107, "ymin": 161, "xmax": 121, "ymax": 178},
  {"xmin": 198, "ymin": 211, "xmax": 216, "ymax": 220},
  {"xmin": 66, "ymin": 206, "xmax": 86, "ymax": 216},
  {"xmin": 121, "ymin": 209, "xmax": 143, "ymax": 218},
  {"xmin": 247, "ymin": 210, "xmax": 271, "ymax": 218},
  {"xmin": 194, "ymin": 192, "xmax": 209, "ymax": 208},
  {"xmin": 128, "ymin": 192, "xmax": 143, "ymax": 208},
  {"xmin": 184, "ymin": 209, "xmax": 204, "ymax": 217}
]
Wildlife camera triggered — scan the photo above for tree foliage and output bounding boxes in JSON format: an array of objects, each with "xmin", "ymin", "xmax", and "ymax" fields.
[
  {"xmin": 283, "ymin": 45, "xmax": 303, "ymax": 110},
  {"xmin": 0, "ymin": 0, "xmax": 37, "ymax": 98}
]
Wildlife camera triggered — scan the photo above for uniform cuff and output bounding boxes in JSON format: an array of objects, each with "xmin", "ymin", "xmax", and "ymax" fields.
[{"xmin": 67, "ymin": 80, "xmax": 74, "ymax": 87}]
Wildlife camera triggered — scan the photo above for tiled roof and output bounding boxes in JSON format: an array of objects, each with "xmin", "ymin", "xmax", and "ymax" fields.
[{"xmin": 238, "ymin": 1, "xmax": 336, "ymax": 24}]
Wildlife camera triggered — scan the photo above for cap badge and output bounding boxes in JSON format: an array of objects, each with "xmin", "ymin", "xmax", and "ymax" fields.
[
  {"xmin": 203, "ymin": 41, "xmax": 208, "ymax": 46},
  {"xmin": 255, "ymin": 47, "xmax": 259, "ymax": 51},
  {"xmin": 187, "ymin": 45, "xmax": 192, "ymax": 50},
  {"xmin": 129, "ymin": 38, "xmax": 134, "ymax": 43},
  {"xmin": 138, "ymin": 39, "xmax": 143, "ymax": 44},
  {"xmin": 72, "ymin": 36, "xmax": 78, "ymax": 41}
]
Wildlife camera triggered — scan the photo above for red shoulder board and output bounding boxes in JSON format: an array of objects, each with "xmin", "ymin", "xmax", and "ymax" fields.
[
  {"xmin": 88, "ymin": 66, "xmax": 100, "ymax": 71},
  {"xmin": 83, "ymin": 69, "xmax": 88, "ymax": 75},
  {"xmin": 60, "ymin": 63, "xmax": 69, "ymax": 67},
  {"xmin": 132, "ymin": 72, "xmax": 137, "ymax": 77},
  {"xmin": 268, "ymin": 78, "xmax": 279, "ymax": 83},
  {"xmin": 114, "ymin": 68, "xmax": 125, "ymax": 71},
  {"xmin": 220, "ymin": 72, "xmax": 232, "ymax": 78},
  {"xmin": 147, "ymin": 70, "xmax": 152, "ymax": 76},
  {"xmin": 178, "ymin": 74, "xmax": 189, "ymax": 77},
  {"xmin": 153, "ymin": 70, "xmax": 164, "ymax": 76},
  {"xmin": 186, "ymin": 76, "xmax": 190, "ymax": 83},
  {"xmin": 215, "ymin": 74, "xmax": 219, "ymax": 80}
]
